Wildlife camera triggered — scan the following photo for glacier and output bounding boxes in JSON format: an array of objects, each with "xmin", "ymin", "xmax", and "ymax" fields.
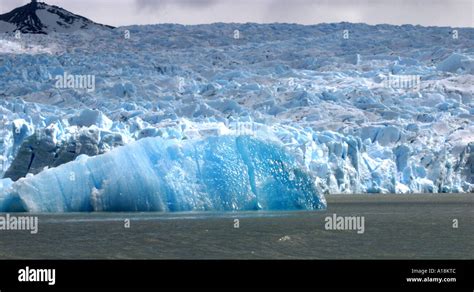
[
  {"xmin": 0, "ymin": 22, "xmax": 473, "ymax": 212},
  {"xmin": 0, "ymin": 135, "xmax": 325, "ymax": 212}
]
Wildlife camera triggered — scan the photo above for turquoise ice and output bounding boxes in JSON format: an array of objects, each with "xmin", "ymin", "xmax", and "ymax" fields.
[{"xmin": 0, "ymin": 136, "xmax": 326, "ymax": 212}]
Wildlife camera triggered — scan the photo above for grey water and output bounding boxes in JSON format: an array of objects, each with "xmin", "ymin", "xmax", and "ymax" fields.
[{"xmin": 0, "ymin": 194, "xmax": 472, "ymax": 259}]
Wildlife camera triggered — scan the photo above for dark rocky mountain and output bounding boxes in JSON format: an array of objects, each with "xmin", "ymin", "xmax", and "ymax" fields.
[{"xmin": 0, "ymin": 1, "xmax": 114, "ymax": 34}]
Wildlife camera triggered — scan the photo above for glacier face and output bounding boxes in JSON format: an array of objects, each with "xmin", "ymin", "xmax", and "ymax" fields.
[
  {"xmin": 0, "ymin": 135, "xmax": 326, "ymax": 212},
  {"xmin": 0, "ymin": 22, "xmax": 473, "ymax": 212}
]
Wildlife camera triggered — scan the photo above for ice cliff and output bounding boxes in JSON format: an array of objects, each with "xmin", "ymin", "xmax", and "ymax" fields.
[
  {"xmin": 0, "ymin": 135, "xmax": 326, "ymax": 212},
  {"xmin": 0, "ymin": 22, "xmax": 473, "ymax": 212}
]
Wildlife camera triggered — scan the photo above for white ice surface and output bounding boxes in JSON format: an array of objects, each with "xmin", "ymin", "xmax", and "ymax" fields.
[{"xmin": 0, "ymin": 23, "xmax": 473, "ymax": 210}]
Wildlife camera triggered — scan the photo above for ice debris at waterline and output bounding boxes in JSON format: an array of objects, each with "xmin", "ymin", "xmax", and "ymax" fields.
[{"xmin": 0, "ymin": 136, "xmax": 326, "ymax": 212}]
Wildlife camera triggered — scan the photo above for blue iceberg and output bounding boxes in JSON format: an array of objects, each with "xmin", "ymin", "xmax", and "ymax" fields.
[{"xmin": 0, "ymin": 136, "xmax": 326, "ymax": 212}]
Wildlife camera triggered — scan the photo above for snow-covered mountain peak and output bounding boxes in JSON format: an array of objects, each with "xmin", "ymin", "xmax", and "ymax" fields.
[{"xmin": 0, "ymin": 1, "xmax": 114, "ymax": 34}]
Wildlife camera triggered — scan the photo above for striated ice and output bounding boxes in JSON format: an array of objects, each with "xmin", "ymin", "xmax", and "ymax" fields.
[{"xmin": 0, "ymin": 135, "xmax": 326, "ymax": 212}]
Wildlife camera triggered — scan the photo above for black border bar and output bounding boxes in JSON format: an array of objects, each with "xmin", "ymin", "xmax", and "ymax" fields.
[{"xmin": 0, "ymin": 260, "xmax": 472, "ymax": 289}]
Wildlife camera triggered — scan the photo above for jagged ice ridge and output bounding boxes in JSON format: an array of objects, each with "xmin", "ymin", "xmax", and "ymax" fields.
[{"xmin": 0, "ymin": 22, "xmax": 473, "ymax": 212}]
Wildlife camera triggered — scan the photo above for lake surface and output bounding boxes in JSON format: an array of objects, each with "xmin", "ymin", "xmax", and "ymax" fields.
[{"xmin": 0, "ymin": 194, "xmax": 472, "ymax": 259}]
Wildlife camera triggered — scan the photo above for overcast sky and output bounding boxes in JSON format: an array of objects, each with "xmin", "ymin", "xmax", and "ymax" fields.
[{"xmin": 1, "ymin": 0, "xmax": 473, "ymax": 27}]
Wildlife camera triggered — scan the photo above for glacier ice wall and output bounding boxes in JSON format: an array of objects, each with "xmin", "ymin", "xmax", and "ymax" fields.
[
  {"xmin": 0, "ymin": 23, "xmax": 473, "ymax": 211},
  {"xmin": 0, "ymin": 135, "xmax": 326, "ymax": 212}
]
